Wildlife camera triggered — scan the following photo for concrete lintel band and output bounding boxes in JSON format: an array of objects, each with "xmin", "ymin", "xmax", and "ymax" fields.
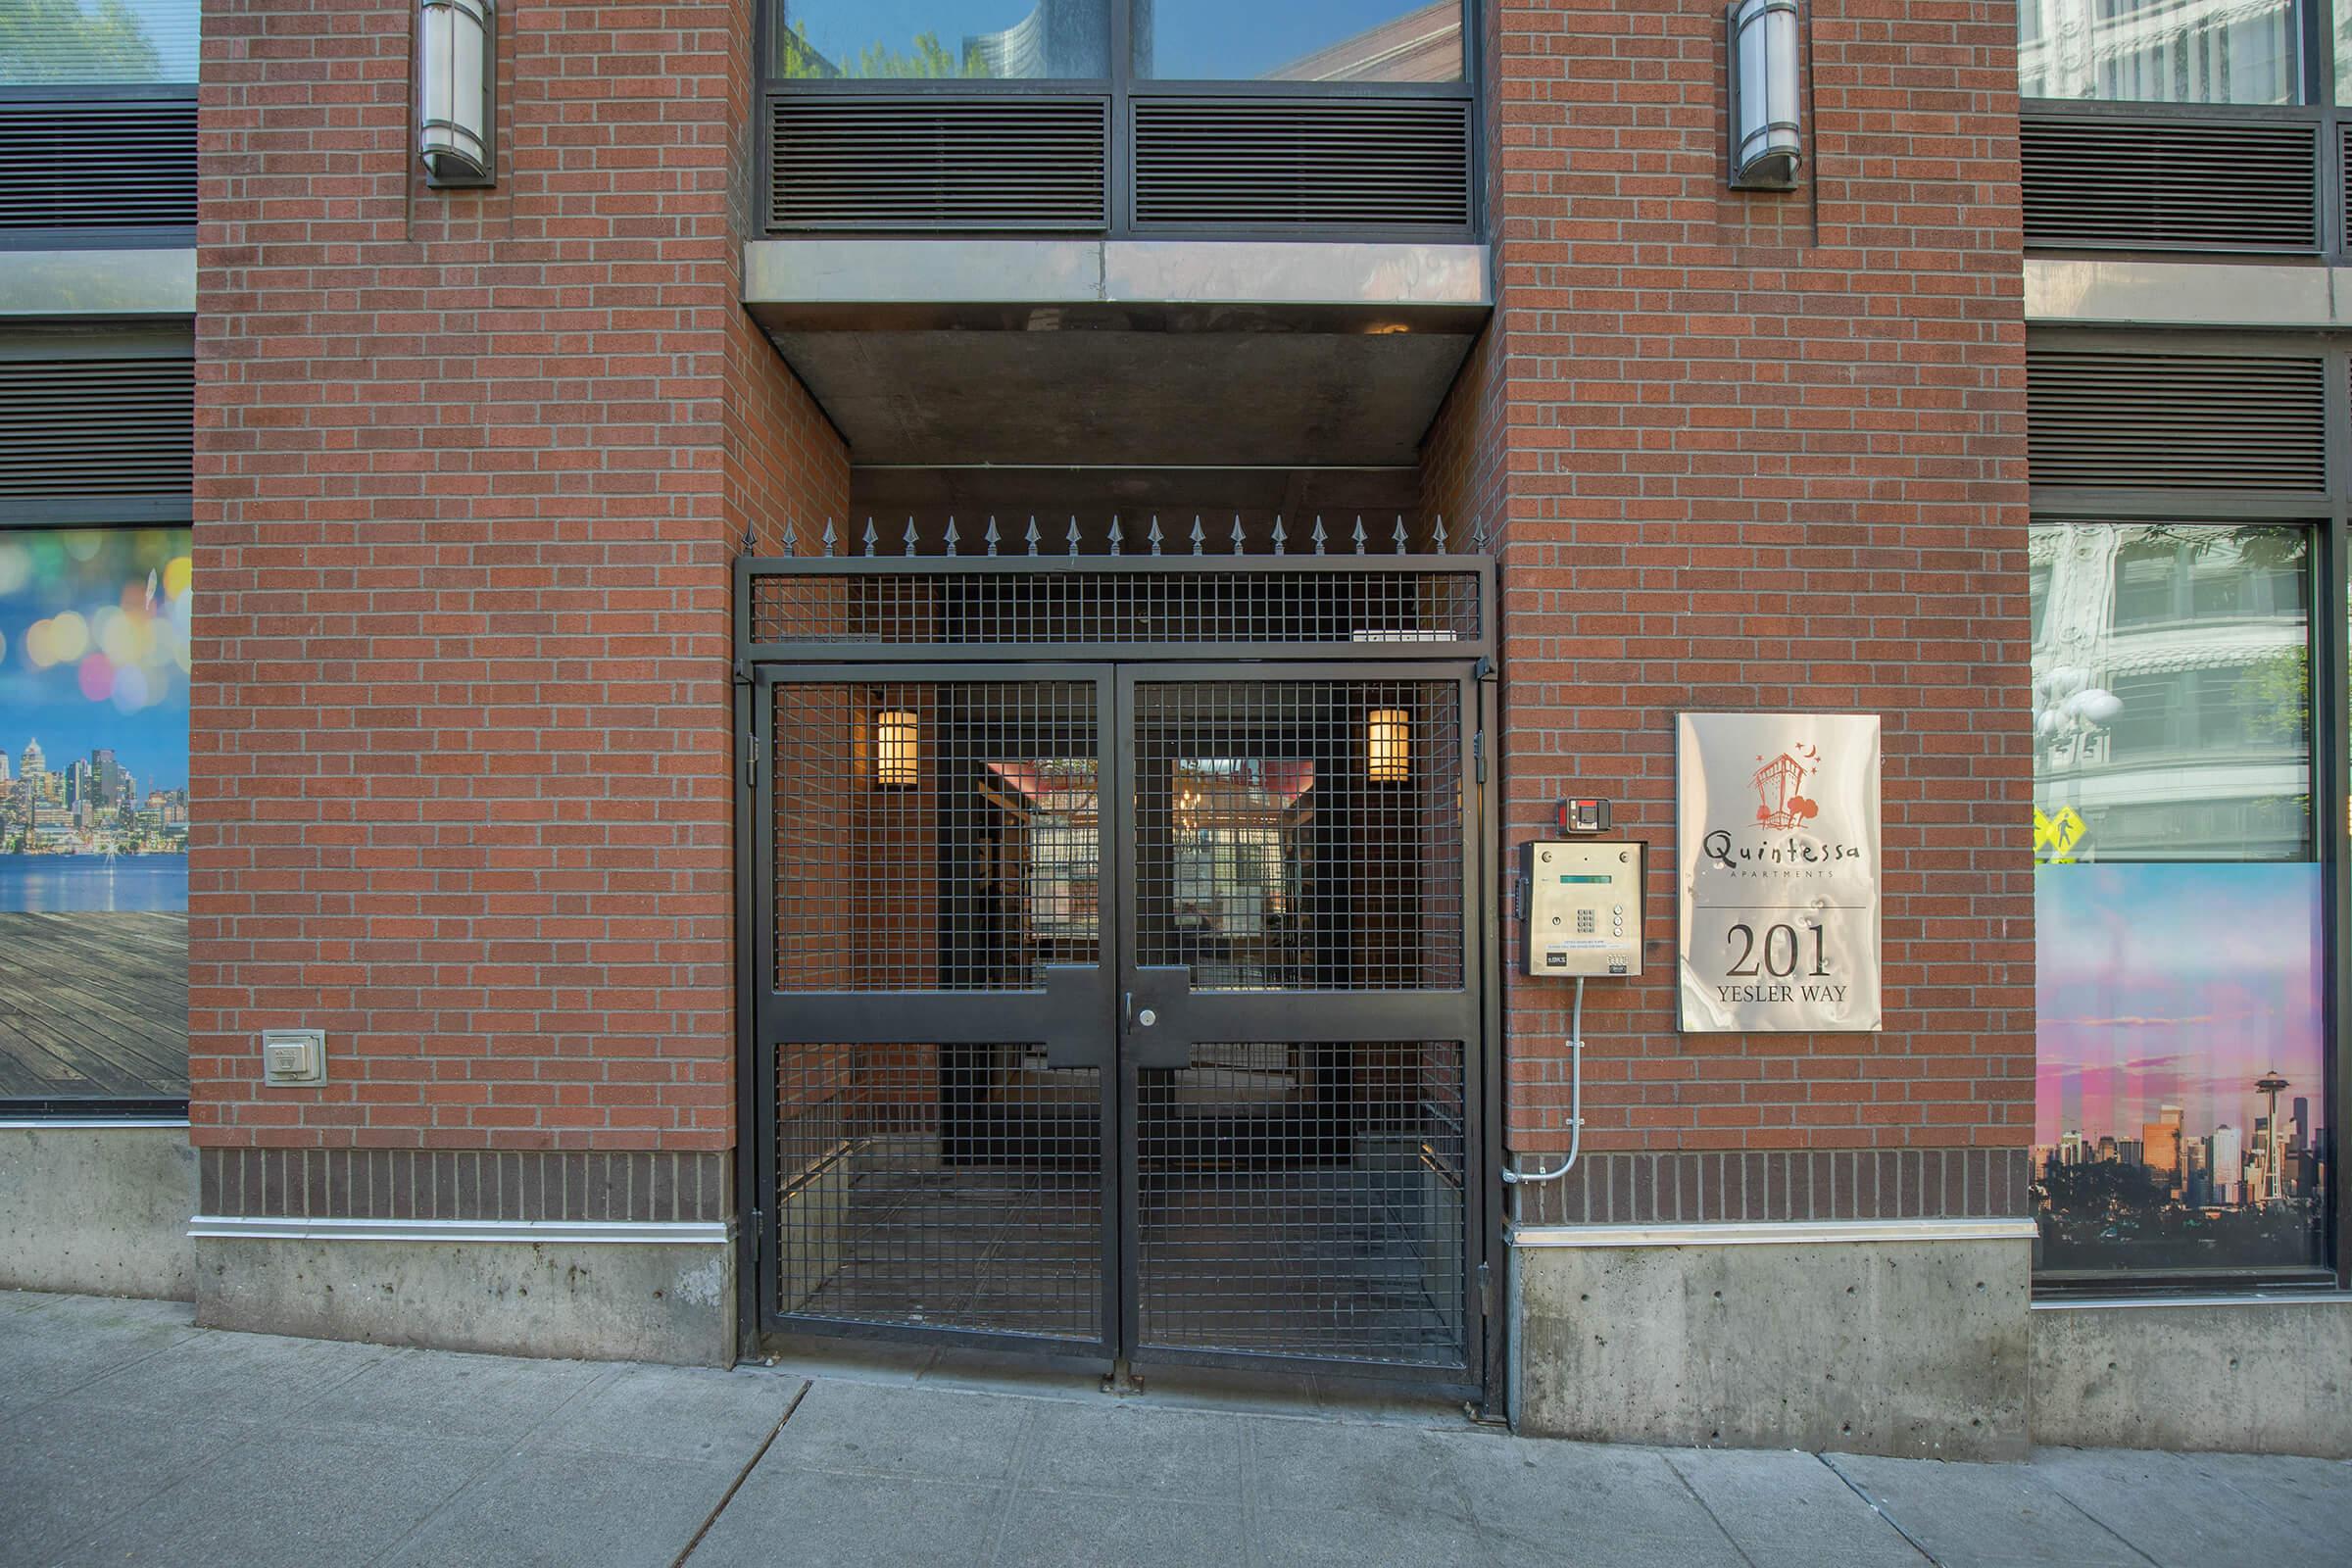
[
  {"xmin": 1508, "ymin": 1217, "xmax": 2039, "ymax": 1249},
  {"xmin": 744, "ymin": 237, "xmax": 1492, "ymax": 314},
  {"xmin": 2023, "ymin": 257, "xmax": 2352, "ymax": 329},
  {"xmin": 188, "ymin": 1214, "xmax": 729, "ymax": 1246}
]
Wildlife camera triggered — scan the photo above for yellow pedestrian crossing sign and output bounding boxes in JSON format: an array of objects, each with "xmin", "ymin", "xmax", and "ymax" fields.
[{"xmin": 2034, "ymin": 806, "xmax": 2086, "ymax": 863}]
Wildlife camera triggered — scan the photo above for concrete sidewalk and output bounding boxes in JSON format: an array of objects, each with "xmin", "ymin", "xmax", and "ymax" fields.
[{"xmin": 3, "ymin": 1291, "xmax": 2345, "ymax": 1567}]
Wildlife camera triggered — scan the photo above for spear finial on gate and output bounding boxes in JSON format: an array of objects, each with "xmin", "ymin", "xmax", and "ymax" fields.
[
  {"xmin": 1231, "ymin": 514, "xmax": 1246, "ymax": 556},
  {"xmin": 1067, "ymin": 515, "xmax": 1082, "ymax": 556},
  {"xmin": 1311, "ymin": 517, "xmax": 1327, "ymax": 556},
  {"xmin": 820, "ymin": 519, "xmax": 837, "ymax": 558},
  {"xmin": 779, "ymin": 517, "xmax": 797, "ymax": 557},
  {"xmin": 861, "ymin": 518, "xmax": 878, "ymax": 558},
  {"xmin": 1432, "ymin": 514, "xmax": 1447, "ymax": 553},
  {"xmin": 1394, "ymin": 515, "xmax": 1409, "ymax": 556},
  {"xmin": 1190, "ymin": 515, "xmax": 1204, "ymax": 556},
  {"xmin": 1351, "ymin": 517, "xmax": 1367, "ymax": 555},
  {"xmin": 1025, "ymin": 516, "xmax": 1041, "ymax": 556},
  {"xmin": 1148, "ymin": 516, "xmax": 1163, "ymax": 557},
  {"xmin": 944, "ymin": 516, "xmax": 959, "ymax": 557},
  {"xmin": 904, "ymin": 517, "xmax": 920, "ymax": 558},
  {"xmin": 1469, "ymin": 514, "xmax": 1491, "ymax": 554},
  {"xmin": 1271, "ymin": 515, "xmax": 1287, "ymax": 556},
  {"xmin": 1108, "ymin": 514, "xmax": 1123, "ymax": 556},
  {"xmin": 985, "ymin": 516, "xmax": 1001, "ymax": 557}
]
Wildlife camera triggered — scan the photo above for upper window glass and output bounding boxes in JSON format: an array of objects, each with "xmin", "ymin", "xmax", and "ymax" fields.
[
  {"xmin": 2036, "ymin": 524, "xmax": 2311, "ymax": 861},
  {"xmin": 2018, "ymin": 0, "xmax": 2302, "ymax": 105},
  {"xmin": 773, "ymin": 1, "xmax": 1111, "ymax": 80},
  {"xmin": 1135, "ymin": 0, "xmax": 1464, "ymax": 82},
  {"xmin": 0, "ymin": 0, "xmax": 200, "ymax": 87}
]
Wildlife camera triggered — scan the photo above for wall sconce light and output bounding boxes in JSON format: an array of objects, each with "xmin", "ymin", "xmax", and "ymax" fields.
[
  {"xmin": 1367, "ymin": 708, "xmax": 1411, "ymax": 784},
  {"xmin": 1727, "ymin": 0, "xmax": 1801, "ymax": 191},
  {"xmin": 418, "ymin": 0, "xmax": 496, "ymax": 187},
  {"xmin": 874, "ymin": 709, "xmax": 919, "ymax": 789}
]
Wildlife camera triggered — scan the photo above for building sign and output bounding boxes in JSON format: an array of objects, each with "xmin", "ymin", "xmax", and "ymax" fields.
[{"xmin": 1677, "ymin": 712, "xmax": 1882, "ymax": 1033}]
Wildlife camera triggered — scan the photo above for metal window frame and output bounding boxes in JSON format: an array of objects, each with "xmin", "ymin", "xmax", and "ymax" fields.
[
  {"xmin": 2026, "ymin": 324, "xmax": 2349, "ymax": 1300},
  {"xmin": 731, "ymin": 551, "xmax": 1500, "ymax": 1397},
  {"xmin": 754, "ymin": 0, "xmax": 1482, "ymax": 242}
]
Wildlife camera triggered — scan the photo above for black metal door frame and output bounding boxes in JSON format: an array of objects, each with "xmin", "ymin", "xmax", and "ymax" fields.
[
  {"xmin": 751, "ymin": 662, "xmax": 1124, "ymax": 1362},
  {"xmin": 734, "ymin": 553, "xmax": 1501, "ymax": 1395},
  {"xmin": 1111, "ymin": 661, "xmax": 1489, "ymax": 1390}
]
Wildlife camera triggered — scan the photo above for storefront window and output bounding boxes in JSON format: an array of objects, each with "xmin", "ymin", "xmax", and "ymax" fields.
[
  {"xmin": 2018, "ymin": 0, "xmax": 2302, "ymax": 105},
  {"xmin": 0, "ymin": 0, "xmax": 200, "ymax": 86},
  {"xmin": 1134, "ymin": 0, "xmax": 1464, "ymax": 82},
  {"xmin": 2031, "ymin": 522, "xmax": 2328, "ymax": 1280},
  {"xmin": 772, "ymin": 1, "xmax": 1110, "ymax": 79},
  {"xmin": 0, "ymin": 527, "xmax": 191, "ymax": 1106}
]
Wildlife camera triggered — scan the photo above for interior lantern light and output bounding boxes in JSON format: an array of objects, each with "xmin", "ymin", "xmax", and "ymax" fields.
[
  {"xmin": 1727, "ymin": 0, "xmax": 1801, "ymax": 191},
  {"xmin": 418, "ymin": 0, "xmax": 495, "ymax": 187},
  {"xmin": 874, "ymin": 709, "xmax": 920, "ymax": 789},
  {"xmin": 1367, "ymin": 708, "xmax": 1411, "ymax": 785}
]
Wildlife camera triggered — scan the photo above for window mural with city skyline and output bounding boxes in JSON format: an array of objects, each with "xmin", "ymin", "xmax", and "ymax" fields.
[{"xmin": 0, "ymin": 527, "xmax": 190, "ymax": 913}]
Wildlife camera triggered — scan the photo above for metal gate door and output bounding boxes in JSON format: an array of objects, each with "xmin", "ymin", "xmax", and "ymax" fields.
[
  {"xmin": 744, "ymin": 551, "xmax": 1493, "ymax": 1388},
  {"xmin": 1118, "ymin": 666, "xmax": 1481, "ymax": 1376}
]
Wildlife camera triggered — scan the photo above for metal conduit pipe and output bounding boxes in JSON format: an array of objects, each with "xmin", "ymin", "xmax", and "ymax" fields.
[{"xmin": 1498, "ymin": 976, "xmax": 1583, "ymax": 1226}]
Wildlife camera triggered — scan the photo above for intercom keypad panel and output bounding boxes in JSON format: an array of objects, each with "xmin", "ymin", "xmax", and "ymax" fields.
[{"xmin": 1524, "ymin": 840, "xmax": 1644, "ymax": 977}]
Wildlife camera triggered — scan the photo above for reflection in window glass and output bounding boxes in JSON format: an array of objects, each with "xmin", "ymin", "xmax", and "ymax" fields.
[
  {"xmin": 1135, "ymin": 0, "xmax": 1464, "ymax": 82},
  {"xmin": 0, "ymin": 527, "xmax": 191, "ymax": 1104},
  {"xmin": 0, "ymin": 0, "xmax": 201, "ymax": 86},
  {"xmin": 2033, "ymin": 524, "xmax": 2309, "ymax": 861},
  {"xmin": 2031, "ymin": 521, "xmax": 2328, "ymax": 1279},
  {"xmin": 772, "ymin": 0, "xmax": 1109, "ymax": 79},
  {"xmin": 2018, "ymin": 0, "xmax": 2301, "ymax": 104}
]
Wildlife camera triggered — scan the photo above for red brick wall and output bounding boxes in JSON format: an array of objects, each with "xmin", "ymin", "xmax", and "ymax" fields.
[
  {"xmin": 1430, "ymin": 0, "xmax": 2034, "ymax": 1161},
  {"xmin": 192, "ymin": 2, "xmax": 846, "ymax": 1151}
]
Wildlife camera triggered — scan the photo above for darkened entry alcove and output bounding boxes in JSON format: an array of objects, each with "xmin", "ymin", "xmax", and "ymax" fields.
[{"xmin": 743, "ymin": 545, "xmax": 1494, "ymax": 1389}]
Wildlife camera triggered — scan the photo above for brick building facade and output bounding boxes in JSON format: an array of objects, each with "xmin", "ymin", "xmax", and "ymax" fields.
[{"xmin": 4, "ymin": 0, "xmax": 2345, "ymax": 1460}]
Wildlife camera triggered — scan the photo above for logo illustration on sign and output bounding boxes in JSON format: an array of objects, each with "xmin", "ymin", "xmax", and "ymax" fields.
[
  {"xmin": 1751, "ymin": 746, "xmax": 1819, "ymax": 829},
  {"xmin": 2033, "ymin": 805, "xmax": 2086, "ymax": 864},
  {"xmin": 1678, "ymin": 713, "xmax": 1883, "ymax": 1034}
]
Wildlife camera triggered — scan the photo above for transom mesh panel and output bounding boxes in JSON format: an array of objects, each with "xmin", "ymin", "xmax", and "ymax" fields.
[
  {"xmin": 775, "ymin": 1041, "xmax": 1104, "ymax": 1342},
  {"xmin": 773, "ymin": 681, "xmax": 1101, "ymax": 992},
  {"xmin": 752, "ymin": 568, "xmax": 1481, "ymax": 648},
  {"xmin": 1133, "ymin": 680, "xmax": 1464, "ymax": 991},
  {"xmin": 1135, "ymin": 1040, "xmax": 1468, "ymax": 1368}
]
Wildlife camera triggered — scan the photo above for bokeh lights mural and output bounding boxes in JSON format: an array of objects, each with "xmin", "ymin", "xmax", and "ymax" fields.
[{"xmin": 0, "ymin": 527, "xmax": 191, "ymax": 911}]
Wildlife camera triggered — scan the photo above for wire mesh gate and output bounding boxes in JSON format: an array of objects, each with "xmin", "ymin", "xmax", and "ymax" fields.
[{"xmin": 740, "ymin": 553, "xmax": 1495, "ymax": 1389}]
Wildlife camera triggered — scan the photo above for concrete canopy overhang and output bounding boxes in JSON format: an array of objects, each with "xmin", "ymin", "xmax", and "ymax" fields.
[{"xmin": 743, "ymin": 239, "xmax": 1491, "ymax": 467}]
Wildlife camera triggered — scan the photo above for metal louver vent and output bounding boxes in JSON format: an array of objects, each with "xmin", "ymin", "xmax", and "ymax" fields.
[
  {"xmin": 2027, "ymin": 352, "xmax": 2326, "ymax": 492},
  {"xmin": 1133, "ymin": 99, "xmax": 1470, "ymax": 229},
  {"xmin": 0, "ymin": 99, "xmax": 198, "ymax": 230},
  {"xmin": 769, "ymin": 97, "xmax": 1108, "ymax": 231},
  {"xmin": 2021, "ymin": 115, "xmax": 2317, "ymax": 252},
  {"xmin": 0, "ymin": 358, "xmax": 193, "ymax": 499}
]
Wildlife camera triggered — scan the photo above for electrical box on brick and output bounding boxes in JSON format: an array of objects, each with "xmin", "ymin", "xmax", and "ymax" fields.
[{"xmin": 1522, "ymin": 840, "xmax": 1644, "ymax": 978}]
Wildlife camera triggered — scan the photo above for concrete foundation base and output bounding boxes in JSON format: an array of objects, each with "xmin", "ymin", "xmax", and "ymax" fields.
[
  {"xmin": 193, "ymin": 1236, "xmax": 735, "ymax": 1368},
  {"xmin": 0, "ymin": 1124, "xmax": 196, "ymax": 1300},
  {"xmin": 2031, "ymin": 1295, "xmax": 2352, "ymax": 1457},
  {"xmin": 1511, "ymin": 1231, "xmax": 2032, "ymax": 1459}
]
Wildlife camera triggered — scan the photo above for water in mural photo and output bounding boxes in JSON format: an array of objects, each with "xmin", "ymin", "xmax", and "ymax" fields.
[
  {"xmin": 2034, "ymin": 863, "xmax": 2329, "ymax": 1275},
  {"xmin": 0, "ymin": 528, "xmax": 191, "ymax": 912}
]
